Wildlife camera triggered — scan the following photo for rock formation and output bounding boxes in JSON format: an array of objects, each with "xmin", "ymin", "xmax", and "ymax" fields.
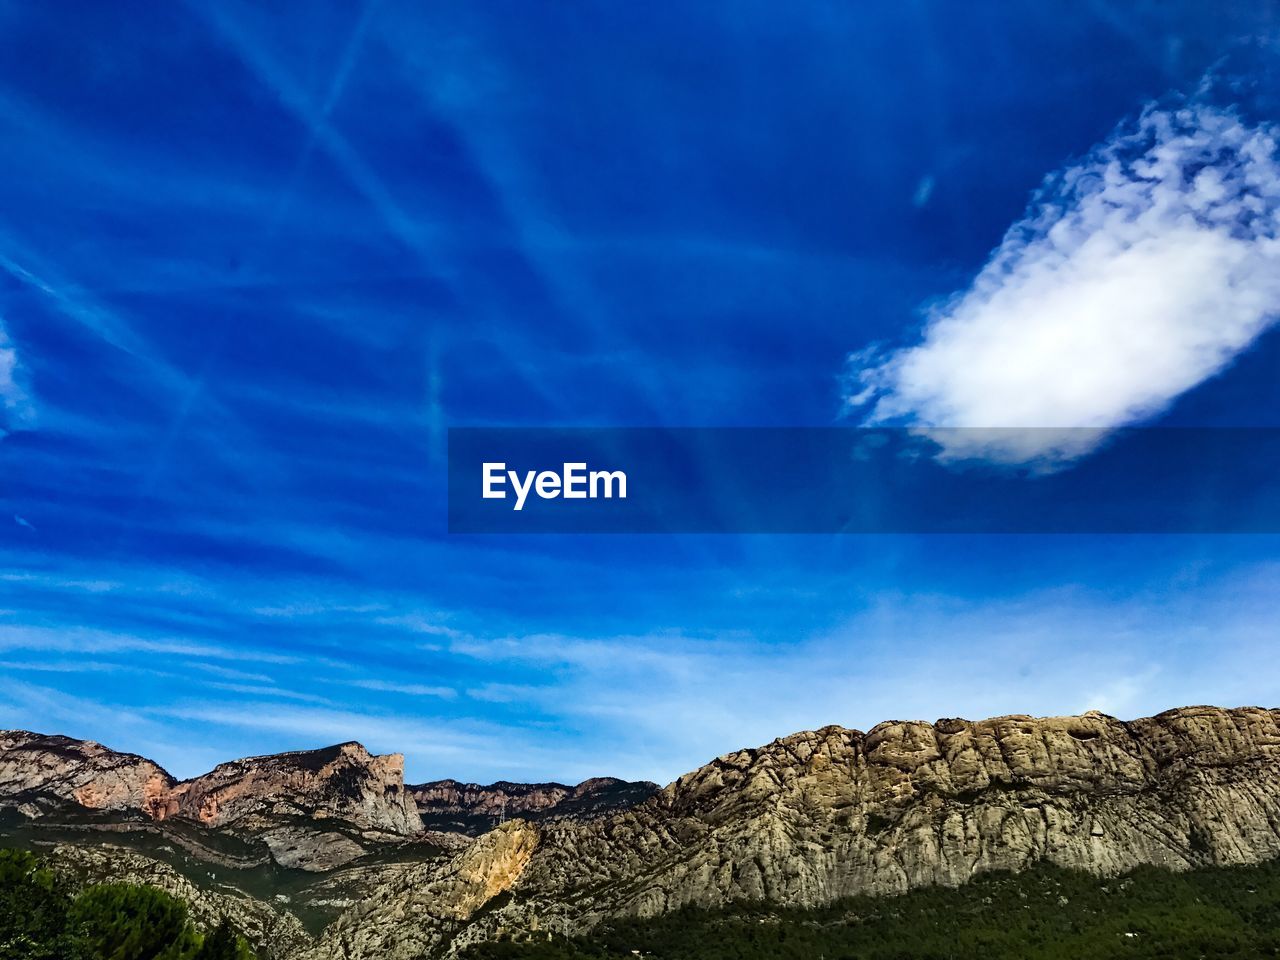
[
  {"xmin": 513, "ymin": 706, "xmax": 1280, "ymax": 920},
  {"xmin": 311, "ymin": 821, "xmax": 541, "ymax": 959},
  {"xmin": 410, "ymin": 777, "xmax": 659, "ymax": 834}
]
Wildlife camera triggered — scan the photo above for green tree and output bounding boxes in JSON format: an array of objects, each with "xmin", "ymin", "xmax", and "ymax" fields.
[
  {"xmin": 0, "ymin": 849, "xmax": 76, "ymax": 960},
  {"xmin": 193, "ymin": 919, "xmax": 253, "ymax": 960},
  {"xmin": 68, "ymin": 883, "xmax": 199, "ymax": 960}
]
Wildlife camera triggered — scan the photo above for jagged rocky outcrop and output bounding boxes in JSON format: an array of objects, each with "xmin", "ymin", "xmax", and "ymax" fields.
[
  {"xmin": 307, "ymin": 821, "xmax": 541, "ymax": 959},
  {"xmin": 410, "ymin": 777, "xmax": 659, "ymax": 834},
  {"xmin": 520, "ymin": 706, "xmax": 1280, "ymax": 917}
]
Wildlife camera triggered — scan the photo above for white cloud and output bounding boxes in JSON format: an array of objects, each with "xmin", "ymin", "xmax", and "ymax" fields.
[
  {"xmin": 203, "ymin": 681, "xmax": 333, "ymax": 704},
  {"xmin": 0, "ymin": 324, "xmax": 32, "ymax": 433},
  {"xmin": 372, "ymin": 613, "xmax": 465, "ymax": 638},
  {"xmin": 188, "ymin": 662, "xmax": 274, "ymax": 684},
  {"xmin": 848, "ymin": 103, "xmax": 1280, "ymax": 465},
  {"xmin": 144, "ymin": 701, "xmax": 561, "ymax": 778},
  {"xmin": 0, "ymin": 659, "xmax": 154, "ymax": 675},
  {"xmin": 349, "ymin": 678, "xmax": 457, "ymax": 699},
  {"xmin": 0, "ymin": 624, "xmax": 300, "ymax": 664}
]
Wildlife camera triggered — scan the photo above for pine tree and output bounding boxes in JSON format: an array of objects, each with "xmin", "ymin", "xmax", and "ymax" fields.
[
  {"xmin": 68, "ymin": 883, "xmax": 200, "ymax": 959},
  {"xmin": 0, "ymin": 849, "xmax": 76, "ymax": 960},
  {"xmin": 194, "ymin": 919, "xmax": 252, "ymax": 960}
]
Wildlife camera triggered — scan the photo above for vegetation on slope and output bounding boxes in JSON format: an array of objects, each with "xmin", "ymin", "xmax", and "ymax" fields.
[
  {"xmin": 461, "ymin": 859, "xmax": 1280, "ymax": 960},
  {"xmin": 0, "ymin": 849, "xmax": 255, "ymax": 960}
]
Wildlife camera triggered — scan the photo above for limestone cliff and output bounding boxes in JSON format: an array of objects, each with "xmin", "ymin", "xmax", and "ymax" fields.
[
  {"xmin": 515, "ymin": 706, "xmax": 1280, "ymax": 921},
  {"xmin": 305, "ymin": 705, "xmax": 1280, "ymax": 957},
  {"xmin": 310, "ymin": 821, "xmax": 541, "ymax": 960}
]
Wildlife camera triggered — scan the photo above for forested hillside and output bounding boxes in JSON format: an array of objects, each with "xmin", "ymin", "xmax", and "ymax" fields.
[
  {"xmin": 460, "ymin": 860, "xmax": 1280, "ymax": 960},
  {"xmin": 0, "ymin": 849, "xmax": 255, "ymax": 960}
]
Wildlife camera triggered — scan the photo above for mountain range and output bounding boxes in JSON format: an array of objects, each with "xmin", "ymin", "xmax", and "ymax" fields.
[{"xmin": 4, "ymin": 705, "xmax": 1280, "ymax": 958}]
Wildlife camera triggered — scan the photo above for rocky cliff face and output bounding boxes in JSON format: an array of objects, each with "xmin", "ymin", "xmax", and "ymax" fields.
[
  {"xmin": 162, "ymin": 741, "xmax": 423, "ymax": 836},
  {"xmin": 0, "ymin": 731, "xmax": 173, "ymax": 819},
  {"xmin": 410, "ymin": 777, "xmax": 659, "ymax": 834},
  {"xmin": 0, "ymin": 732, "xmax": 423, "ymax": 869},
  {"xmin": 310, "ymin": 821, "xmax": 541, "ymax": 960},
  {"xmin": 515, "ymin": 706, "xmax": 1280, "ymax": 921}
]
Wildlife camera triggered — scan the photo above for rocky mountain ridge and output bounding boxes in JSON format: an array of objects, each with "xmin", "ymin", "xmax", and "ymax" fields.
[
  {"xmin": 161, "ymin": 741, "xmax": 422, "ymax": 835},
  {"xmin": 410, "ymin": 776, "xmax": 660, "ymax": 834},
  {"xmin": 7, "ymin": 706, "xmax": 1280, "ymax": 959},
  {"xmin": 0, "ymin": 730, "xmax": 650, "ymax": 871},
  {"xmin": 0, "ymin": 732, "xmax": 171, "ymax": 821},
  {"xmin": 0, "ymin": 733, "xmax": 420, "ymax": 828},
  {"xmin": 0, "ymin": 732, "xmax": 427, "ymax": 869}
]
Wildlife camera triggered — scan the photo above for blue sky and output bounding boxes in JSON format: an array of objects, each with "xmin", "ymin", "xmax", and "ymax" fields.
[{"xmin": 3, "ymin": 1, "xmax": 1280, "ymax": 784}]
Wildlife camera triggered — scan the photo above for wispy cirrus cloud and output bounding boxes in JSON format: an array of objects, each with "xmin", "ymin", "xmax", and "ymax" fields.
[
  {"xmin": 188, "ymin": 662, "xmax": 275, "ymax": 684},
  {"xmin": 203, "ymin": 681, "xmax": 333, "ymax": 705},
  {"xmin": 0, "ymin": 624, "xmax": 300, "ymax": 664},
  {"xmin": 348, "ymin": 678, "xmax": 457, "ymax": 699},
  {"xmin": 0, "ymin": 323, "xmax": 31, "ymax": 435},
  {"xmin": 145, "ymin": 701, "xmax": 535, "ymax": 773},
  {"xmin": 0, "ymin": 659, "xmax": 159, "ymax": 675},
  {"xmin": 848, "ymin": 102, "xmax": 1280, "ymax": 465}
]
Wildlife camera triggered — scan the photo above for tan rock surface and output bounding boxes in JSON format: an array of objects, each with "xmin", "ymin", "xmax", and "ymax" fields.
[
  {"xmin": 509, "ymin": 706, "xmax": 1280, "ymax": 924},
  {"xmin": 306, "ymin": 820, "xmax": 541, "ymax": 960}
]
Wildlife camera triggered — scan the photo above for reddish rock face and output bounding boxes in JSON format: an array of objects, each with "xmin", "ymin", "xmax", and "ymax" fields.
[
  {"xmin": 164, "ymin": 741, "xmax": 423, "ymax": 835},
  {"xmin": 0, "ymin": 732, "xmax": 423, "ymax": 837},
  {"xmin": 141, "ymin": 777, "xmax": 178, "ymax": 821},
  {"xmin": 0, "ymin": 731, "xmax": 174, "ymax": 816}
]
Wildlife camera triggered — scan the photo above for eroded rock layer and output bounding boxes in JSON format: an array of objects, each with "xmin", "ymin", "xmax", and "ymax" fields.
[{"xmin": 0, "ymin": 734, "xmax": 423, "ymax": 868}]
